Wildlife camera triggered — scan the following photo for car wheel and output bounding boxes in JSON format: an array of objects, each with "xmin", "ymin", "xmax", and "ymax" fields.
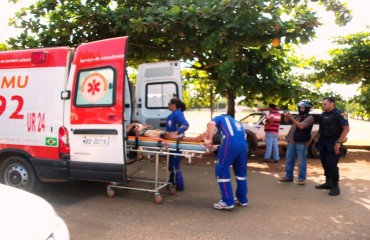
[
  {"xmin": 247, "ymin": 141, "xmax": 252, "ymax": 157},
  {"xmin": 308, "ymin": 141, "xmax": 320, "ymax": 159},
  {"xmin": 0, "ymin": 156, "xmax": 40, "ymax": 192},
  {"xmin": 247, "ymin": 138, "xmax": 256, "ymax": 157}
]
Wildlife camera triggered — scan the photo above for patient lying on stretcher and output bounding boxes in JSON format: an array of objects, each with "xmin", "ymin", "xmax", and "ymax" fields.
[{"xmin": 127, "ymin": 123, "xmax": 206, "ymax": 142}]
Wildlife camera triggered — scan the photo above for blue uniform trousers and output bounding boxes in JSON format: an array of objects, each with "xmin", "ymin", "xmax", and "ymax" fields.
[
  {"xmin": 169, "ymin": 153, "xmax": 184, "ymax": 189},
  {"xmin": 216, "ymin": 139, "xmax": 248, "ymax": 206}
]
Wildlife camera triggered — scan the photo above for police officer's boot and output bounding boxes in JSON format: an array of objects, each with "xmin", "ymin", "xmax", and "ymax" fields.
[
  {"xmin": 329, "ymin": 180, "xmax": 340, "ymax": 196},
  {"xmin": 315, "ymin": 178, "xmax": 333, "ymax": 189}
]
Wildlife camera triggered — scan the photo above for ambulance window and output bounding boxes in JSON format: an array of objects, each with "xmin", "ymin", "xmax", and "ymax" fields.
[
  {"xmin": 146, "ymin": 82, "xmax": 178, "ymax": 109},
  {"xmin": 75, "ymin": 67, "xmax": 116, "ymax": 107}
]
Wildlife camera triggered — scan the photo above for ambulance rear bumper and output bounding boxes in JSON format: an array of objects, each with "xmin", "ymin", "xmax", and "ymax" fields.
[
  {"xmin": 31, "ymin": 158, "xmax": 126, "ymax": 183},
  {"xmin": 31, "ymin": 158, "xmax": 70, "ymax": 181}
]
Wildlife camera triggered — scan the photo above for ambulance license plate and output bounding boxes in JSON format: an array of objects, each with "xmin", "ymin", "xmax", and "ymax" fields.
[{"xmin": 82, "ymin": 136, "xmax": 109, "ymax": 146}]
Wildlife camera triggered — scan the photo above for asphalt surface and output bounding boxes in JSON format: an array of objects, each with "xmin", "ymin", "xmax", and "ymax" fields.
[{"xmin": 37, "ymin": 148, "xmax": 370, "ymax": 240}]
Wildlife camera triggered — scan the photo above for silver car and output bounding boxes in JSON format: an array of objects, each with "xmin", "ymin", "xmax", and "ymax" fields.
[{"xmin": 240, "ymin": 110, "xmax": 321, "ymax": 158}]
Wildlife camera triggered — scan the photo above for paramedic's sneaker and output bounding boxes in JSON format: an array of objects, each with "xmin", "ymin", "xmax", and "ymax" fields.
[
  {"xmin": 234, "ymin": 198, "xmax": 248, "ymax": 207},
  {"xmin": 213, "ymin": 200, "xmax": 234, "ymax": 210}
]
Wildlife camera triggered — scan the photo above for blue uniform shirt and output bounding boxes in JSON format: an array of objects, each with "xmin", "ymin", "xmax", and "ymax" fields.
[
  {"xmin": 213, "ymin": 114, "xmax": 246, "ymax": 141},
  {"xmin": 166, "ymin": 109, "xmax": 189, "ymax": 134}
]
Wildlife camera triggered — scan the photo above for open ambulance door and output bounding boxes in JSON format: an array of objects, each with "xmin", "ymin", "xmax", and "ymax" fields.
[
  {"xmin": 64, "ymin": 37, "xmax": 129, "ymax": 182},
  {"xmin": 134, "ymin": 61, "xmax": 182, "ymax": 130}
]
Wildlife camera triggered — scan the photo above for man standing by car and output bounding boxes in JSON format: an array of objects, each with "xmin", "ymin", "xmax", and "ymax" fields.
[
  {"xmin": 315, "ymin": 97, "xmax": 350, "ymax": 196},
  {"xmin": 264, "ymin": 103, "xmax": 281, "ymax": 162},
  {"xmin": 280, "ymin": 100, "xmax": 314, "ymax": 185}
]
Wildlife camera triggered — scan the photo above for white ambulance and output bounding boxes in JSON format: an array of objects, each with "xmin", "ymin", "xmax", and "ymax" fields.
[{"xmin": 0, "ymin": 37, "xmax": 182, "ymax": 191}]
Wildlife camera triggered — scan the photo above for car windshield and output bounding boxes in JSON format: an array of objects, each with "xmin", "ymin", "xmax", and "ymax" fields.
[{"xmin": 240, "ymin": 113, "xmax": 264, "ymax": 125}]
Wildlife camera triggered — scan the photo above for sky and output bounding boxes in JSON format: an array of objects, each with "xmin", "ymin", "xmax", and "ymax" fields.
[
  {"xmin": 295, "ymin": 1, "xmax": 370, "ymax": 59},
  {"xmin": 1, "ymin": 0, "xmax": 369, "ymax": 98}
]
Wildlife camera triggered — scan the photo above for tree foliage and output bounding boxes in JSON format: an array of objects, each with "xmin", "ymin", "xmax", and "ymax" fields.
[
  {"xmin": 0, "ymin": 43, "xmax": 8, "ymax": 51},
  {"xmin": 181, "ymin": 67, "xmax": 218, "ymax": 109},
  {"xmin": 306, "ymin": 32, "xmax": 370, "ymax": 113},
  {"xmin": 6, "ymin": 0, "xmax": 352, "ymax": 117}
]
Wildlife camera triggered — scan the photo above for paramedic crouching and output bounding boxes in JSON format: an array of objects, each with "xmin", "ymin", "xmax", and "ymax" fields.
[
  {"xmin": 205, "ymin": 113, "xmax": 248, "ymax": 210},
  {"xmin": 166, "ymin": 98, "xmax": 189, "ymax": 191}
]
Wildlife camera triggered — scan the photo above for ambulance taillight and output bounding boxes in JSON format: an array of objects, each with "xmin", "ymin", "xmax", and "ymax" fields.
[
  {"xmin": 59, "ymin": 127, "xmax": 70, "ymax": 159},
  {"xmin": 31, "ymin": 51, "xmax": 46, "ymax": 64}
]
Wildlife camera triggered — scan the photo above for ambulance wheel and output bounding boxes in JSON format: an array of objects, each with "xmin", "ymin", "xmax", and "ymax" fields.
[
  {"xmin": 107, "ymin": 187, "xmax": 116, "ymax": 197},
  {"xmin": 0, "ymin": 156, "xmax": 40, "ymax": 192},
  {"xmin": 155, "ymin": 194, "xmax": 163, "ymax": 204}
]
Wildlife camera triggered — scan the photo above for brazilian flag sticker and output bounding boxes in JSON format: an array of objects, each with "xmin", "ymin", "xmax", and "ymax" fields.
[{"xmin": 45, "ymin": 137, "xmax": 58, "ymax": 146}]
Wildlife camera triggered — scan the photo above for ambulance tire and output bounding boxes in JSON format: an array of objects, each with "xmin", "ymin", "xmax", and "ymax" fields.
[{"xmin": 0, "ymin": 156, "xmax": 40, "ymax": 192}]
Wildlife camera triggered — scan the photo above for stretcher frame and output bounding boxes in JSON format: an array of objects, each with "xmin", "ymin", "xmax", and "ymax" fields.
[{"xmin": 106, "ymin": 136, "xmax": 207, "ymax": 203}]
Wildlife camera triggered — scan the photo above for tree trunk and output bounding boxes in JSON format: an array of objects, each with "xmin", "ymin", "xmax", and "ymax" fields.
[
  {"xmin": 210, "ymin": 89, "xmax": 214, "ymax": 119},
  {"xmin": 226, "ymin": 88, "xmax": 236, "ymax": 118}
]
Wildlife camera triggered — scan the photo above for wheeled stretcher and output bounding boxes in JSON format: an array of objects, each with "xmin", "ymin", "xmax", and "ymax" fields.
[{"xmin": 106, "ymin": 136, "xmax": 207, "ymax": 203}]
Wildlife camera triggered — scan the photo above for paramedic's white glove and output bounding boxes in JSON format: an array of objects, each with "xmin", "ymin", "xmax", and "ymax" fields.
[
  {"xmin": 204, "ymin": 139, "xmax": 213, "ymax": 152},
  {"xmin": 209, "ymin": 145, "xmax": 219, "ymax": 152}
]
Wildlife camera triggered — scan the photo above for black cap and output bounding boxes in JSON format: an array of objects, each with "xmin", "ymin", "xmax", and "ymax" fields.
[
  {"xmin": 269, "ymin": 103, "xmax": 277, "ymax": 109},
  {"xmin": 322, "ymin": 97, "xmax": 335, "ymax": 103}
]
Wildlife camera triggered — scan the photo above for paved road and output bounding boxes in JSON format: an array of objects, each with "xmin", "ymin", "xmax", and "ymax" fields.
[{"xmin": 38, "ymin": 149, "xmax": 370, "ymax": 240}]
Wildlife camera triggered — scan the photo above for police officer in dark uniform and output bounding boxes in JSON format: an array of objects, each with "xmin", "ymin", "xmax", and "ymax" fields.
[{"xmin": 315, "ymin": 97, "xmax": 350, "ymax": 196}]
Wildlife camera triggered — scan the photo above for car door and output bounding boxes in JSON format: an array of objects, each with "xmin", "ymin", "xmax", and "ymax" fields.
[
  {"xmin": 277, "ymin": 114, "xmax": 292, "ymax": 145},
  {"xmin": 64, "ymin": 37, "xmax": 128, "ymax": 182},
  {"xmin": 240, "ymin": 113, "xmax": 266, "ymax": 141}
]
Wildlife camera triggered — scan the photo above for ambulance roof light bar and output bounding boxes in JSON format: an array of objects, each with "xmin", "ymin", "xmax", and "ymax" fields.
[{"xmin": 31, "ymin": 51, "xmax": 47, "ymax": 64}]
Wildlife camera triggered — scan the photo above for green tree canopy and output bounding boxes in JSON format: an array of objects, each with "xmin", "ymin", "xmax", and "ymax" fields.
[
  {"xmin": 0, "ymin": 43, "xmax": 8, "ymax": 51},
  {"xmin": 6, "ymin": 0, "xmax": 352, "ymax": 117},
  {"xmin": 306, "ymin": 31, "xmax": 370, "ymax": 113}
]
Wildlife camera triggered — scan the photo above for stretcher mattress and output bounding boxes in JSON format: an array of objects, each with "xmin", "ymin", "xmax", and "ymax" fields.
[{"xmin": 127, "ymin": 136, "xmax": 206, "ymax": 152}]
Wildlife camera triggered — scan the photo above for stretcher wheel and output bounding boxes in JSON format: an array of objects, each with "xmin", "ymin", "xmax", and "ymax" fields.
[
  {"xmin": 155, "ymin": 194, "xmax": 163, "ymax": 204},
  {"xmin": 107, "ymin": 187, "xmax": 116, "ymax": 197},
  {"xmin": 169, "ymin": 186, "xmax": 177, "ymax": 195}
]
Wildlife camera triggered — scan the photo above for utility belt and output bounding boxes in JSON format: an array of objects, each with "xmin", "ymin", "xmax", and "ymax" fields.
[{"xmin": 319, "ymin": 136, "xmax": 340, "ymax": 141}]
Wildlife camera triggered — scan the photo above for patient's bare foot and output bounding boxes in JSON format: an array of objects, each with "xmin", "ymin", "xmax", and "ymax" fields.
[{"xmin": 197, "ymin": 132, "xmax": 207, "ymax": 142}]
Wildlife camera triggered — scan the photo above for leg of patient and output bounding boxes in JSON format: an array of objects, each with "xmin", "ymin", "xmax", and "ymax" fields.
[
  {"xmin": 165, "ymin": 132, "xmax": 206, "ymax": 142},
  {"xmin": 143, "ymin": 129, "xmax": 163, "ymax": 138}
]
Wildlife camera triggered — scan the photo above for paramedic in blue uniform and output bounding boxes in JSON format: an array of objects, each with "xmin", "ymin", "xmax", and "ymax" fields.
[
  {"xmin": 315, "ymin": 97, "xmax": 350, "ymax": 196},
  {"xmin": 205, "ymin": 113, "xmax": 248, "ymax": 210},
  {"xmin": 166, "ymin": 98, "xmax": 189, "ymax": 191}
]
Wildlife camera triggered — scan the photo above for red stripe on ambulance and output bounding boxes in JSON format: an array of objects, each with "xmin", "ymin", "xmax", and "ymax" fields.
[
  {"xmin": 1, "ymin": 144, "xmax": 59, "ymax": 159},
  {"xmin": 0, "ymin": 48, "xmax": 70, "ymax": 69}
]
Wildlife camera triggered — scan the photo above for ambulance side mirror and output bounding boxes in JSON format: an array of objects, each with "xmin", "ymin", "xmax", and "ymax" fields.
[{"xmin": 61, "ymin": 90, "xmax": 71, "ymax": 100}]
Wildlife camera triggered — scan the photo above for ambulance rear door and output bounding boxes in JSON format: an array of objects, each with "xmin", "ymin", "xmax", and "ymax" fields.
[
  {"xmin": 134, "ymin": 61, "xmax": 182, "ymax": 130},
  {"xmin": 64, "ymin": 37, "xmax": 129, "ymax": 182}
]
